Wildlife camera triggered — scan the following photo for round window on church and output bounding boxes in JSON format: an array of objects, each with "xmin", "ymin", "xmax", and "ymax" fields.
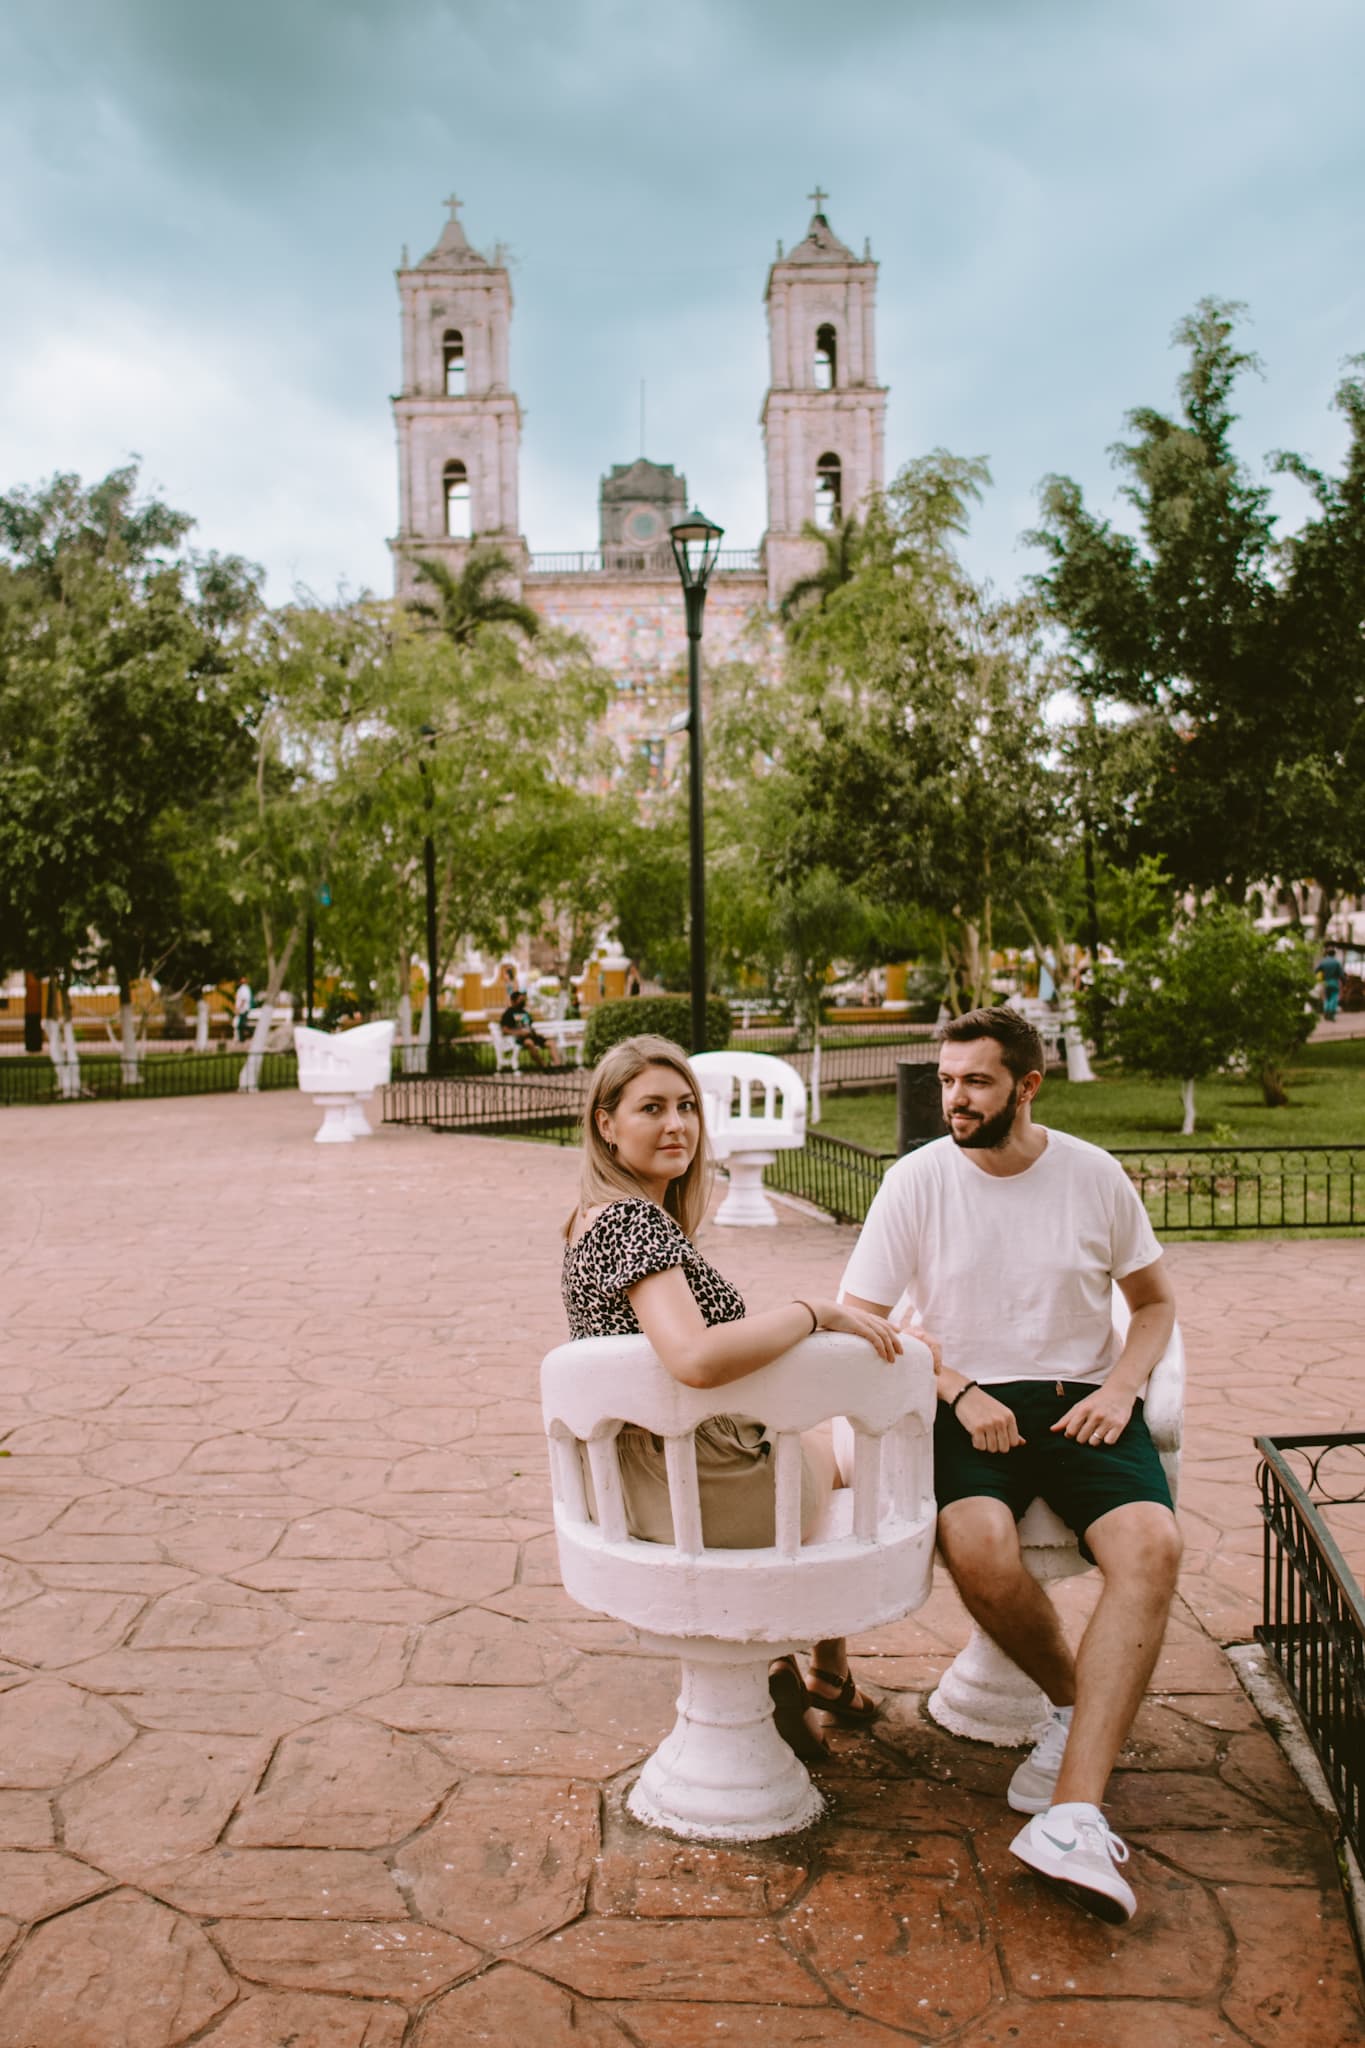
[{"xmin": 628, "ymin": 508, "xmax": 662, "ymax": 542}]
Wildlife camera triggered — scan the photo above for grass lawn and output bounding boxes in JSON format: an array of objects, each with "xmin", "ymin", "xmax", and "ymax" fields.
[{"xmin": 814, "ymin": 1037, "xmax": 1365, "ymax": 1153}]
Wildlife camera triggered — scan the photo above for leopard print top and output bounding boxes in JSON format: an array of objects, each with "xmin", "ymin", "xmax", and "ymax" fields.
[{"xmin": 561, "ymin": 1197, "xmax": 746, "ymax": 1337}]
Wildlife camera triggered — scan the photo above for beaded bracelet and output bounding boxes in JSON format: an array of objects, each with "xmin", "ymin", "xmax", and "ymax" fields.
[{"xmin": 949, "ymin": 1379, "xmax": 979, "ymax": 1415}]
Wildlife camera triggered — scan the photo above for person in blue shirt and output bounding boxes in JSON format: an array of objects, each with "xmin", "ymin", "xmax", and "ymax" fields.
[{"xmin": 1316, "ymin": 945, "xmax": 1344, "ymax": 1021}]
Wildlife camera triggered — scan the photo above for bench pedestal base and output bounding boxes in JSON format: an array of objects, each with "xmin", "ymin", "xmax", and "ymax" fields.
[
  {"xmin": 927, "ymin": 1619, "xmax": 1046, "ymax": 1747},
  {"xmin": 627, "ymin": 1635, "xmax": 823, "ymax": 1840},
  {"xmin": 311, "ymin": 1094, "xmax": 359, "ymax": 1144},
  {"xmin": 714, "ymin": 1152, "xmax": 779, "ymax": 1227}
]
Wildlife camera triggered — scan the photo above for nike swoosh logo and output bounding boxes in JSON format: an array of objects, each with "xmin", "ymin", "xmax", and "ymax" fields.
[{"xmin": 1042, "ymin": 1830, "xmax": 1078, "ymax": 1852}]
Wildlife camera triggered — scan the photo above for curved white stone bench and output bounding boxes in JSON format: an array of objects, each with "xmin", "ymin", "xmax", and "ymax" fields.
[
  {"xmin": 487, "ymin": 1021, "xmax": 521, "ymax": 1073},
  {"xmin": 690, "ymin": 1051, "xmax": 807, "ymax": 1227},
  {"xmin": 295, "ymin": 1021, "xmax": 396, "ymax": 1143},
  {"xmin": 541, "ymin": 1329, "xmax": 937, "ymax": 1841},
  {"xmin": 926, "ymin": 1296, "xmax": 1185, "ymax": 1746}
]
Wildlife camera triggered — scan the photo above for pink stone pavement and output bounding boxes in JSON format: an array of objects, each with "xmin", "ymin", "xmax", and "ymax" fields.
[{"xmin": 0, "ymin": 1092, "xmax": 1362, "ymax": 2048}]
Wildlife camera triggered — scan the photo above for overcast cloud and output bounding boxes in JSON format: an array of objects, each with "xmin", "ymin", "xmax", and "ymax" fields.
[{"xmin": 2, "ymin": 0, "xmax": 1362, "ymax": 601}]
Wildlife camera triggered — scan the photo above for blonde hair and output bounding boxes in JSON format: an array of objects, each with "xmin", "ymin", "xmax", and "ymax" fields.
[{"xmin": 568, "ymin": 1034, "xmax": 714, "ymax": 1241}]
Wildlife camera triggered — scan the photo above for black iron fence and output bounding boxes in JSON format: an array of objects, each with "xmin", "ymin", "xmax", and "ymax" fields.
[
  {"xmin": 763, "ymin": 1132, "xmax": 894, "ymax": 1225},
  {"xmin": 382, "ymin": 1072, "xmax": 587, "ymax": 1141},
  {"xmin": 1256, "ymin": 1432, "xmax": 1365, "ymax": 1871},
  {"xmin": 0, "ymin": 1050, "xmax": 300, "ymax": 1105},
  {"xmin": 733, "ymin": 1029, "xmax": 937, "ymax": 1097},
  {"xmin": 1112, "ymin": 1147, "xmax": 1365, "ymax": 1233}
]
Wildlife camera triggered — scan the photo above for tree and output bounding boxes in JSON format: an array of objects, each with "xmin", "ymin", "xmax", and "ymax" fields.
[
  {"xmin": 226, "ymin": 597, "xmax": 402, "ymax": 1087},
  {"xmin": 0, "ymin": 466, "xmax": 262, "ymax": 1080},
  {"xmin": 1030, "ymin": 303, "xmax": 1365, "ymax": 906},
  {"xmin": 777, "ymin": 453, "xmax": 1063, "ymax": 1009},
  {"xmin": 407, "ymin": 547, "xmax": 541, "ymax": 647},
  {"xmin": 777, "ymin": 512, "xmax": 866, "ymax": 633},
  {"xmin": 771, "ymin": 868, "xmax": 869, "ymax": 1123},
  {"xmin": 1084, "ymin": 907, "xmax": 1315, "ymax": 1133}
]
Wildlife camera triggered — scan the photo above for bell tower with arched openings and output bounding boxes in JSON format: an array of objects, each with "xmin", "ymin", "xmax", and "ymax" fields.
[
  {"xmin": 390, "ymin": 196, "xmax": 524, "ymax": 598},
  {"xmin": 760, "ymin": 192, "xmax": 887, "ymax": 606}
]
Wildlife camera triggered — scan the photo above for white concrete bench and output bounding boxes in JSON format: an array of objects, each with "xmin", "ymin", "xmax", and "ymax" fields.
[
  {"xmin": 541, "ymin": 1329, "xmax": 937, "ymax": 1840},
  {"xmin": 690, "ymin": 1050, "xmax": 807, "ymax": 1226},
  {"xmin": 294, "ymin": 1021, "xmax": 396, "ymax": 1143},
  {"xmin": 486, "ymin": 1021, "xmax": 521, "ymax": 1073},
  {"xmin": 926, "ymin": 1295, "xmax": 1185, "ymax": 1745}
]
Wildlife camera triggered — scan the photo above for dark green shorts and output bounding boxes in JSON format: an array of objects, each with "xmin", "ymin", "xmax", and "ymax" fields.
[{"xmin": 934, "ymin": 1380, "xmax": 1173, "ymax": 1559}]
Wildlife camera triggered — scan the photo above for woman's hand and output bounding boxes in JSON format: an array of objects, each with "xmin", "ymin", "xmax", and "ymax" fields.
[{"xmin": 809, "ymin": 1300, "xmax": 903, "ymax": 1361}]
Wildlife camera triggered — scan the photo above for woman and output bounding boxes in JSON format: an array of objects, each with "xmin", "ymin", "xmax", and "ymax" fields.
[{"xmin": 561, "ymin": 1033, "xmax": 900, "ymax": 1754}]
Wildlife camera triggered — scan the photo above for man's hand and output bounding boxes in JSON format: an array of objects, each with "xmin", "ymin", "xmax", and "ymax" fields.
[
  {"xmin": 1051, "ymin": 1383, "xmax": 1135, "ymax": 1446},
  {"xmin": 955, "ymin": 1387, "xmax": 1025, "ymax": 1455},
  {"xmin": 893, "ymin": 1309, "xmax": 943, "ymax": 1373}
]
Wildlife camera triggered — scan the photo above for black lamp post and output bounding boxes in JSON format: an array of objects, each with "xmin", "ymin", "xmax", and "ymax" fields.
[
  {"xmin": 418, "ymin": 723, "xmax": 440, "ymax": 1077},
  {"xmin": 668, "ymin": 507, "xmax": 724, "ymax": 1055}
]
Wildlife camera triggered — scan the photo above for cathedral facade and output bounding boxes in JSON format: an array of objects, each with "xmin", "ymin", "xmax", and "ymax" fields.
[{"xmin": 389, "ymin": 194, "xmax": 889, "ymax": 772}]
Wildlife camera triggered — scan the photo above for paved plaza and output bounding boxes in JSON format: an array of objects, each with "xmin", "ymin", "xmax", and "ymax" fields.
[{"xmin": 0, "ymin": 1093, "xmax": 1362, "ymax": 2048}]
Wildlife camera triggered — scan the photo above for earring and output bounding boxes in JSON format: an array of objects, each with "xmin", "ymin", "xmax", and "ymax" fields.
[{"xmin": 607, "ymin": 1141, "xmax": 618, "ymax": 1156}]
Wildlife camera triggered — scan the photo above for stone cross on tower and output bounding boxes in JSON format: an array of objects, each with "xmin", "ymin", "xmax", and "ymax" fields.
[
  {"xmin": 807, "ymin": 185, "xmax": 828, "ymax": 213},
  {"xmin": 444, "ymin": 194, "xmax": 463, "ymax": 222}
]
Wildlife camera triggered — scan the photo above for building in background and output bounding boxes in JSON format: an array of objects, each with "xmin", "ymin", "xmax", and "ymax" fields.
[{"xmin": 388, "ymin": 192, "xmax": 889, "ymax": 778}]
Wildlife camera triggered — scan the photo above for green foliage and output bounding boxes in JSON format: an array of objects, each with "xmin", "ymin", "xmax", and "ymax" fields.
[
  {"xmin": 777, "ymin": 512, "xmax": 867, "ymax": 632},
  {"xmin": 0, "ymin": 464, "xmax": 262, "ymax": 999},
  {"xmin": 582, "ymin": 995, "xmax": 732, "ymax": 1064},
  {"xmin": 1084, "ymin": 907, "xmax": 1315, "ymax": 1125},
  {"xmin": 1030, "ymin": 303, "xmax": 1365, "ymax": 902},
  {"xmin": 774, "ymin": 451, "xmax": 1061, "ymax": 1008},
  {"xmin": 407, "ymin": 546, "xmax": 541, "ymax": 647},
  {"xmin": 771, "ymin": 868, "xmax": 869, "ymax": 1039}
]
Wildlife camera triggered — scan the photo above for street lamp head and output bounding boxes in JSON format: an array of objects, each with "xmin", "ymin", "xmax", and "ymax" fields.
[{"xmin": 669, "ymin": 507, "xmax": 725, "ymax": 592}]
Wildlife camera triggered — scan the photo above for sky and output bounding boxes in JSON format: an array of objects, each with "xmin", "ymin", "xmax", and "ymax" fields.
[{"xmin": 2, "ymin": 0, "xmax": 1362, "ymax": 605}]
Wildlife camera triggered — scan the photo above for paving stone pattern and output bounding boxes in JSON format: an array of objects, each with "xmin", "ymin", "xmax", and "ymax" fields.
[{"xmin": 0, "ymin": 1094, "xmax": 1361, "ymax": 2047}]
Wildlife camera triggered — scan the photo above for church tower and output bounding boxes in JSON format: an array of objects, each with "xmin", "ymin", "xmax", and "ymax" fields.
[
  {"xmin": 760, "ymin": 193, "xmax": 887, "ymax": 606},
  {"xmin": 390, "ymin": 197, "xmax": 524, "ymax": 598}
]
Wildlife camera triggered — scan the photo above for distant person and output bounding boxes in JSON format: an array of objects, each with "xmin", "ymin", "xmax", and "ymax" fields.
[
  {"xmin": 500, "ymin": 990, "xmax": 554, "ymax": 1070},
  {"xmin": 628, "ymin": 966, "xmax": 641, "ymax": 998},
  {"xmin": 1316, "ymin": 944, "xmax": 1344, "ymax": 1021},
  {"xmin": 233, "ymin": 979, "xmax": 253, "ymax": 1044}
]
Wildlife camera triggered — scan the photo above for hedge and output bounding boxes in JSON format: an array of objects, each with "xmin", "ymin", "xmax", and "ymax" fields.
[{"xmin": 582, "ymin": 995, "xmax": 732, "ymax": 1066}]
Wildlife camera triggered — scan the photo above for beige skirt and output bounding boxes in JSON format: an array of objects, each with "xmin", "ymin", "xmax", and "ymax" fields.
[{"xmin": 608, "ymin": 1417, "xmax": 824, "ymax": 1549}]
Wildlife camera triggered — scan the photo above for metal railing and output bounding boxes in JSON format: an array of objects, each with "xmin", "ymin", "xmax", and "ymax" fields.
[
  {"xmin": 0, "ymin": 1050, "xmax": 300, "ymax": 1105},
  {"xmin": 763, "ymin": 1131, "xmax": 893, "ymax": 1224},
  {"xmin": 382, "ymin": 1071, "xmax": 587, "ymax": 1141},
  {"xmin": 733, "ymin": 1027, "xmax": 937, "ymax": 1097},
  {"xmin": 1256, "ymin": 1433, "xmax": 1365, "ymax": 1870},
  {"xmin": 1112, "ymin": 1147, "xmax": 1365, "ymax": 1233},
  {"xmin": 525, "ymin": 547, "xmax": 762, "ymax": 579}
]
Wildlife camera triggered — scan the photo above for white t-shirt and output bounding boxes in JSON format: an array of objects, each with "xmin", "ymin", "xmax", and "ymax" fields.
[{"xmin": 841, "ymin": 1128, "xmax": 1162, "ymax": 1387}]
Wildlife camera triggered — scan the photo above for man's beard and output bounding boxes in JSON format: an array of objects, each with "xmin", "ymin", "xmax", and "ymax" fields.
[{"xmin": 948, "ymin": 1081, "xmax": 1021, "ymax": 1151}]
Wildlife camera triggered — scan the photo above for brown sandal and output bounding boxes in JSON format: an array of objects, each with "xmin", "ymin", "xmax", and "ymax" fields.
[
  {"xmin": 768, "ymin": 1657, "xmax": 829, "ymax": 1761},
  {"xmin": 807, "ymin": 1665, "xmax": 879, "ymax": 1727}
]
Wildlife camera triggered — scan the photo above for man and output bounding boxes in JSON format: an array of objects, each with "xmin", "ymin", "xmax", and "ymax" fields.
[
  {"xmin": 499, "ymin": 989, "xmax": 554, "ymax": 1071},
  {"xmin": 1316, "ymin": 944, "xmax": 1344, "ymax": 1022},
  {"xmin": 233, "ymin": 978, "xmax": 253, "ymax": 1044},
  {"xmin": 842, "ymin": 1006, "xmax": 1180, "ymax": 1923}
]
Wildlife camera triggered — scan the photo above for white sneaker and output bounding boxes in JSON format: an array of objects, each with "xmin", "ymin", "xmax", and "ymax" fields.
[
  {"xmin": 1010, "ymin": 1802, "xmax": 1136, "ymax": 1923},
  {"xmin": 1007, "ymin": 1705, "xmax": 1072, "ymax": 1814}
]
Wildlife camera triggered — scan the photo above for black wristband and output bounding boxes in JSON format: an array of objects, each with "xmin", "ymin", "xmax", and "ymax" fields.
[
  {"xmin": 949, "ymin": 1379, "xmax": 979, "ymax": 1416},
  {"xmin": 793, "ymin": 1298, "xmax": 819, "ymax": 1335}
]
